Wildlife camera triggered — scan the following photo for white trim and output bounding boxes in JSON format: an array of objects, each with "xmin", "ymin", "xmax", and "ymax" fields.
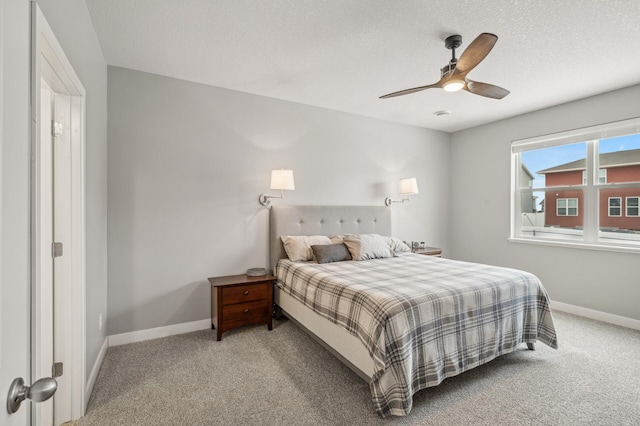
[
  {"xmin": 85, "ymin": 337, "xmax": 107, "ymax": 407},
  {"xmin": 32, "ymin": 7, "xmax": 87, "ymax": 423},
  {"xmin": 508, "ymin": 237, "xmax": 640, "ymax": 254},
  {"xmin": 511, "ymin": 116, "xmax": 640, "ymax": 153},
  {"xmin": 108, "ymin": 319, "xmax": 211, "ymax": 347},
  {"xmin": 552, "ymin": 301, "xmax": 640, "ymax": 331},
  {"xmin": 608, "ymin": 197, "xmax": 622, "ymax": 217},
  {"xmin": 625, "ymin": 196, "xmax": 639, "ymax": 217},
  {"xmin": 556, "ymin": 197, "xmax": 578, "ymax": 217}
]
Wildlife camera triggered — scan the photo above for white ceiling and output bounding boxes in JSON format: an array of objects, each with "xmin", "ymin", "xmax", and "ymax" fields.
[{"xmin": 86, "ymin": 0, "xmax": 640, "ymax": 133}]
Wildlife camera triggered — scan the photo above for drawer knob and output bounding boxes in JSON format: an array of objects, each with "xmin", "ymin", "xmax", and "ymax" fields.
[
  {"xmin": 243, "ymin": 309, "xmax": 249, "ymax": 314},
  {"xmin": 243, "ymin": 290, "xmax": 249, "ymax": 296}
]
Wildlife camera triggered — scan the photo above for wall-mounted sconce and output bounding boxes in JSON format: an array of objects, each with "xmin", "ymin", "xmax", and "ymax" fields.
[
  {"xmin": 385, "ymin": 177, "xmax": 419, "ymax": 206},
  {"xmin": 259, "ymin": 169, "xmax": 295, "ymax": 206}
]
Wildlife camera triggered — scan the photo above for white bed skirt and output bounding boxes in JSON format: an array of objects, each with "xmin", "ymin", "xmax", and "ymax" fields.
[{"xmin": 274, "ymin": 287, "xmax": 375, "ymax": 380}]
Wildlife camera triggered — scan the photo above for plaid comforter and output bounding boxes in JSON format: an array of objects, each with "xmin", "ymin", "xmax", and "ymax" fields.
[{"xmin": 274, "ymin": 253, "xmax": 558, "ymax": 417}]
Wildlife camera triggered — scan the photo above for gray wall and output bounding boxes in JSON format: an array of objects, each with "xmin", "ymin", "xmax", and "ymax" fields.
[
  {"xmin": 38, "ymin": 0, "xmax": 109, "ymax": 382},
  {"xmin": 107, "ymin": 67, "xmax": 450, "ymax": 335},
  {"xmin": 450, "ymin": 84, "xmax": 640, "ymax": 321}
]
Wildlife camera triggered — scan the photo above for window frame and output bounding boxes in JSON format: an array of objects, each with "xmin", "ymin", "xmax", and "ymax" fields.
[
  {"xmin": 510, "ymin": 117, "xmax": 640, "ymax": 253},
  {"xmin": 627, "ymin": 196, "xmax": 640, "ymax": 217}
]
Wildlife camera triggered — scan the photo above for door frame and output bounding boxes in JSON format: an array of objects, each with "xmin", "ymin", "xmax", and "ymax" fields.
[{"xmin": 31, "ymin": 5, "xmax": 86, "ymax": 423}]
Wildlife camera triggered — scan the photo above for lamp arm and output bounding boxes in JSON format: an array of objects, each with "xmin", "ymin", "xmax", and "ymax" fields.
[
  {"xmin": 258, "ymin": 189, "xmax": 285, "ymax": 206},
  {"xmin": 384, "ymin": 197, "xmax": 410, "ymax": 206}
]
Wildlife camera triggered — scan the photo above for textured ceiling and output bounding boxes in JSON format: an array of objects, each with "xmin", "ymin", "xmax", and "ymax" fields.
[{"xmin": 86, "ymin": 0, "xmax": 640, "ymax": 132}]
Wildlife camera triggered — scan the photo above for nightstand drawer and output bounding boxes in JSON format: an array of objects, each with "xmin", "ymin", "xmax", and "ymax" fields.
[
  {"xmin": 222, "ymin": 283, "xmax": 269, "ymax": 305},
  {"xmin": 222, "ymin": 300, "xmax": 270, "ymax": 323}
]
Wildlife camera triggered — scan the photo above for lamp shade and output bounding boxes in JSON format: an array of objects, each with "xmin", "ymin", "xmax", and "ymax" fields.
[
  {"xmin": 270, "ymin": 169, "xmax": 295, "ymax": 191},
  {"xmin": 399, "ymin": 178, "xmax": 418, "ymax": 195}
]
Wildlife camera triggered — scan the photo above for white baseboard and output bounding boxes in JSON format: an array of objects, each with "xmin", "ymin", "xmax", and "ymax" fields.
[
  {"xmin": 104, "ymin": 303, "xmax": 638, "ymax": 348},
  {"xmin": 552, "ymin": 301, "xmax": 640, "ymax": 331},
  {"xmin": 85, "ymin": 337, "xmax": 108, "ymax": 410},
  {"xmin": 108, "ymin": 319, "xmax": 211, "ymax": 347}
]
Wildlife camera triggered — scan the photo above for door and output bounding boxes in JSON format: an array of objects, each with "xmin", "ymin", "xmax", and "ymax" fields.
[
  {"xmin": 1, "ymin": 0, "xmax": 32, "ymax": 425},
  {"xmin": 33, "ymin": 5, "xmax": 87, "ymax": 424},
  {"xmin": 38, "ymin": 85, "xmax": 75, "ymax": 426}
]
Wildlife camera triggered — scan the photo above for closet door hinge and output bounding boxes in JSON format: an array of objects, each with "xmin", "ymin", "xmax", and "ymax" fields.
[
  {"xmin": 51, "ymin": 120, "xmax": 63, "ymax": 137},
  {"xmin": 52, "ymin": 362, "xmax": 63, "ymax": 378},
  {"xmin": 52, "ymin": 242, "xmax": 63, "ymax": 258}
]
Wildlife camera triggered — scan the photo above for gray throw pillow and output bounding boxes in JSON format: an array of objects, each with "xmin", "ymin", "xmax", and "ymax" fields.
[{"xmin": 311, "ymin": 243, "xmax": 352, "ymax": 264}]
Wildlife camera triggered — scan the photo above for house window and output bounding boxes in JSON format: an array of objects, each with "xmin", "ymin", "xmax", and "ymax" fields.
[
  {"xmin": 511, "ymin": 117, "xmax": 640, "ymax": 250},
  {"xmin": 608, "ymin": 197, "xmax": 621, "ymax": 216},
  {"xmin": 583, "ymin": 169, "xmax": 607, "ymax": 184},
  {"xmin": 627, "ymin": 197, "xmax": 640, "ymax": 217},
  {"xmin": 557, "ymin": 198, "xmax": 578, "ymax": 216}
]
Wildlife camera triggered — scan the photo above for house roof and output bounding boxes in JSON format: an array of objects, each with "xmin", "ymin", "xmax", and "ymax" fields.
[{"xmin": 537, "ymin": 148, "xmax": 640, "ymax": 174}]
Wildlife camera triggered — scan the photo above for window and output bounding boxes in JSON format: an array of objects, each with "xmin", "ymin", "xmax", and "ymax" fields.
[
  {"xmin": 511, "ymin": 117, "xmax": 640, "ymax": 250},
  {"xmin": 608, "ymin": 197, "xmax": 621, "ymax": 216},
  {"xmin": 557, "ymin": 198, "xmax": 578, "ymax": 216},
  {"xmin": 583, "ymin": 169, "xmax": 607, "ymax": 184},
  {"xmin": 627, "ymin": 197, "xmax": 640, "ymax": 217}
]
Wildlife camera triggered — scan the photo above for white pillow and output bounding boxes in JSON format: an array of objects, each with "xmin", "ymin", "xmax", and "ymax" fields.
[
  {"xmin": 386, "ymin": 236, "xmax": 411, "ymax": 253},
  {"xmin": 343, "ymin": 234, "xmax": 395, "ymax": 261},
  {"xmin": 281, "ymin": 235, "xmax": 332, "ymax": 262}
]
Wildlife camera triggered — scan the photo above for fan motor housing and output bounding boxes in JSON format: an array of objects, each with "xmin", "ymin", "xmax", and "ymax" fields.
[
  {"xmin": 441, "ymin": 34, "xmax": 462, "ymax": 77},
  {"xmin": 441, "ymin": 62, "xmax": 457, "ymax": 78}
]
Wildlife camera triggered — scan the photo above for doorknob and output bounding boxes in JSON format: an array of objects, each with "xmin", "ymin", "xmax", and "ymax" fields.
[{"xmin": 6, "ymin": 377, "xmax": 57, "ymax": 414}]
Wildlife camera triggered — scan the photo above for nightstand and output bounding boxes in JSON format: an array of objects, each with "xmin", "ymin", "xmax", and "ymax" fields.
[
  {"xmin": 412, "ymin": 246, "xmax": 442, "ymax": 257},
  {"xmin": 208, "ymin": 274, "xmax": 274, "ymax": 341}
]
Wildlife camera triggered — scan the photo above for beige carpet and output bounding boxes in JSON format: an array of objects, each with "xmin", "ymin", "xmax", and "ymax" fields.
[{"xmin": 75, "ymin": 311, "xmax": 640, "ymax": 425}]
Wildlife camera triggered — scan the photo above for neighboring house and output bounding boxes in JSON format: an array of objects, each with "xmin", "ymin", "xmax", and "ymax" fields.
[
  {"xmin": 520, "ymin": 164, "xmax": 537, "ymax": 213},
  {"xmin": 538, "ymin": 148, "xmax": 640, "ymax": 231}
]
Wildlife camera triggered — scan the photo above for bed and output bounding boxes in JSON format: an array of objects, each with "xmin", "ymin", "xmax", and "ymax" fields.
[{"xmin": 269, "ymin": 205, "xmax": 558, "ymax": 417}]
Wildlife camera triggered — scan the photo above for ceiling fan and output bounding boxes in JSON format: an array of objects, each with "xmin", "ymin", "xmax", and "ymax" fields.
[{"xmin": 380, "ymin": 33, "xmax": 509, "ymax": 100}]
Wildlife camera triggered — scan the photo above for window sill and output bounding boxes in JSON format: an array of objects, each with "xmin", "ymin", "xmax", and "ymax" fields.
[{"xmin": 507, "ymin": 237, "xmax": 640, "ymax": 254}]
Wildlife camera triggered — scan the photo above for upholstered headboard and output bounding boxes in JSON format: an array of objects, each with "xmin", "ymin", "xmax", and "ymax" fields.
[{"xmin": 269, "ymin": 205, "xmax": 392, "ymax": 271}]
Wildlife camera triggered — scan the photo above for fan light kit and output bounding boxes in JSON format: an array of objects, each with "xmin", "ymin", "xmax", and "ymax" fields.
[
  {"xmin": 443, "ymin": 79, "xmax": 465, "ymax": 92},
  {"xmin": 380, "ymin": 33, "xmax": 509, "ymax": 100}
]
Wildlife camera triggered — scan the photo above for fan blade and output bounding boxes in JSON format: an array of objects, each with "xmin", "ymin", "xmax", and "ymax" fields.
[
  {"xmin": 454, "ymin": 33, "xmax": 498, "ymax": 76},
  {"xmin": 379, "ymin": 82, "xmax": 440, "ymax": 99},
  {"xmin": 465, "ymin": 80, "xmax": 510, "ymax": 99}
]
